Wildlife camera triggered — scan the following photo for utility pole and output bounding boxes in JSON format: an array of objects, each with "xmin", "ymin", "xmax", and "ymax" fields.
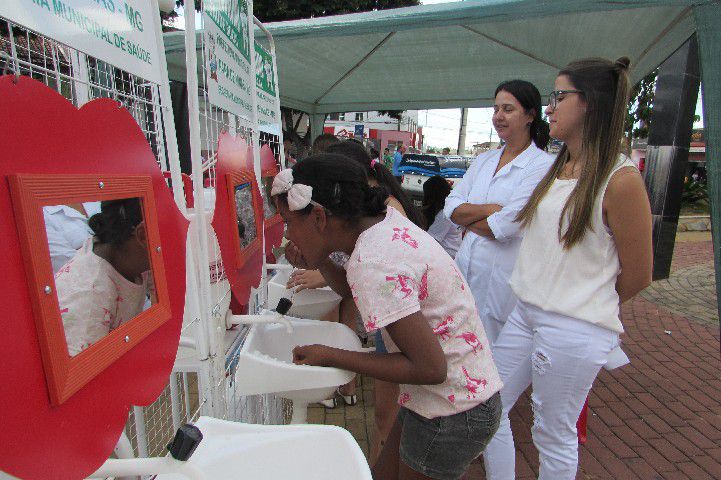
[{"xmin": 457, "ymin": 107, "xmax": 468, "ymax": 155}]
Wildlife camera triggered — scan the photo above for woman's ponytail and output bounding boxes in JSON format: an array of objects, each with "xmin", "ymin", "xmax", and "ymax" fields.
[{"xmin": 531, "ymin": 117, "xmax": 551, "ymax": 150}]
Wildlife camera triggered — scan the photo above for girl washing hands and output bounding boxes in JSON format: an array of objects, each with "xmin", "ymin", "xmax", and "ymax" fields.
[{"xmin": 272, "ymin": 154, "xmax": 502, "ymax": 480}]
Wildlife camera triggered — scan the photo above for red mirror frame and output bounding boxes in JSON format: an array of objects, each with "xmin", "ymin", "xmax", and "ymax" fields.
[
  {"xmin": 9, "ymin": 174, "xmax": 171, "ymax": 405},
  {"xmin": 226, "ymin": 170, "xmax": 264, "ymax": 269},
  {"xmin": 259, "ymin": 144, "xmax": 283, "ymax": 261},
  {"xmin": 262, "ymin": 168, "xmax": 284, "ymax": 259}
]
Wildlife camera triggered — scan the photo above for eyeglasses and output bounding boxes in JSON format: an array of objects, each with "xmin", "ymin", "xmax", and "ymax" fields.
[{"xmin": 548, "ymin": 90, "xmax": 583, "ymax": 110}]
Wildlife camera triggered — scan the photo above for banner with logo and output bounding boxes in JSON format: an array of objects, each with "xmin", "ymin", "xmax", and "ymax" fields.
[
  {"xmin": 202, "ymin": 0, "xmax": 254, "ymax": 119},
  {"xmin": 0, "ymin": 0, "xmax": 161, "ymax": 83}
]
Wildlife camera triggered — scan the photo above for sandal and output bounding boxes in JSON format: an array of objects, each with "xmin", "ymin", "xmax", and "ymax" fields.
[
  {"xmin": 338, "ymin": 387, "xmax": 357, "ymax": 406},
  {"xmin": 317, "ymin": 387, "xmax": 357, "ymax": 408}
]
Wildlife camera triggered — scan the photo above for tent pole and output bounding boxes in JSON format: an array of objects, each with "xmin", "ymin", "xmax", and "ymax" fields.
[
  {"xmin": 309, "ymin": 113, "xmax": 326, "ymax": 144},
  {"xmin": 643, "ymin": 35, "xmax": 700, "ymax": 281},
  {"xmin": 693, "ymin": 5, "xmax": 721, "ymax": 345}
]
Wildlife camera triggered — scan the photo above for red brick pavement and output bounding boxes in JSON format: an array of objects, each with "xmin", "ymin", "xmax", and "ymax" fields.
[
  {"xmin": 671, "ymin": 241, "xmax": 714, "ymax": 270},
  {"xmin": 463, "ymin": 239, "xmax": 721, "ymax": 479}
]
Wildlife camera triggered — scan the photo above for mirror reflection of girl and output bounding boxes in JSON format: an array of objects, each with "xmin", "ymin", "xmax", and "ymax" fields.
[
  {"xmin": 55, "ymin": 198, "xmax": 154, "ymax": 356},
  {"xmin": 272, "ymin": 155, "xmax": 502, "ymax": 480}
]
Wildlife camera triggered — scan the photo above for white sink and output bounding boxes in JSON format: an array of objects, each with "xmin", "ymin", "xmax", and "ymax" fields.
[
  {"xmin": 153, "ymin": 416, "xmax": 372, "ymax": 480},
  {"xmin": 234, "ymin": 317, "xmax": 360, "ymax": 423},
  {"xmin": 267, "ymin": 269, "xmax": 341, "ymax": 320}
]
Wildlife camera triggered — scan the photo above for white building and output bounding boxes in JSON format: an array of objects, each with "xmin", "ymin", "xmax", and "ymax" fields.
[{"xmin": 325, "ymin": 110, "xmax": 419, "ymax": 134}]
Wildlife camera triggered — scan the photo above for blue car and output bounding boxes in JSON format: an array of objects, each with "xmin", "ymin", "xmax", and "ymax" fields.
[{"xmin": 398, "ymin": 154, "xmax": 466, "ymax": 205}]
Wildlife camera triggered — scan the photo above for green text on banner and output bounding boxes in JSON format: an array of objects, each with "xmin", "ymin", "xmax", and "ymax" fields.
[
  {"xmin": 254, "ymin": 41, "xmax": 277, "ymax": 128},
  {"xmin": 203, "ymin": 0, "xmax": 253, "ymax": 119}
]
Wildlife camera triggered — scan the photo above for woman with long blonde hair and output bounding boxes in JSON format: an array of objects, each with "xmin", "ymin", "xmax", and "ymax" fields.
[{"xmin": 483, "ymin": 57, "xmax": 653, "ymax": 480}]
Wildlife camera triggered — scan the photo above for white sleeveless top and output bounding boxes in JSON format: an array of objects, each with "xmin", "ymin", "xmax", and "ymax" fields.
[{"xmin": 509, "ymin": 157, "xmax": 636, "ymax": 333}]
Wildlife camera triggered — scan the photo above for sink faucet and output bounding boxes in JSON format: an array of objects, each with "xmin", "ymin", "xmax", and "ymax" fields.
[{"xmin": 226, "ymin": 301, "xmax": 294, "ymax": 334}]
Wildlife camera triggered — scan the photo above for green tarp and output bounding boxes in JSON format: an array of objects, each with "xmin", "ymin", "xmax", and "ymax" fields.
[{"xmin": 164, "ymin": 0, "xmax": 713, "ymax": 114}]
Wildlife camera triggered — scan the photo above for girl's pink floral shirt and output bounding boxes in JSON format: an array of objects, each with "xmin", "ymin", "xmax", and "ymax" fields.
[{"xmin": 347, "ymin": 207, "xmax": 502, "ymax": 419}]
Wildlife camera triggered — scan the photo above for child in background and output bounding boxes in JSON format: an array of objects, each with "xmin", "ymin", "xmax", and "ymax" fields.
[{"xmin": 422, "ymin": 176, "xmax": 462, "ymax": 258}]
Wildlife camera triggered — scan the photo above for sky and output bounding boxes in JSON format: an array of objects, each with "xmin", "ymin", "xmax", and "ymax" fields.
[
  {"xmin": 418, "ymin": 108, "xmax": 497, "ymax": 151},
  {"xmin": 418, "ymin": 97, "xmax": 704, "ymax": 152}
]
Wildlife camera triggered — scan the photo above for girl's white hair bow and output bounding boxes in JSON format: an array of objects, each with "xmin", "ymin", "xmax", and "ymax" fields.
[{"xmin": 271, "ymin": 169, "xmax": 315, "ymax": 211}]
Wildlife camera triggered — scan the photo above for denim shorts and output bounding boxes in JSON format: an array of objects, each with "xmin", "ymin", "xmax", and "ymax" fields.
[
  {"xmin": 398, "ymin": 392, "xmax": 502, "ymax": 480},
  {"xmin": 374, "ymin": 329, "xmax": 387, "ymax": 353}
]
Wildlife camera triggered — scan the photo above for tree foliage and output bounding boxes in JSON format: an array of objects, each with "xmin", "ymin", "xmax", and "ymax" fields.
[
  {"xmin": 625, "ymin": 70, "xmax": 657, "ymax": 141},
  {"xmin": 377, "ymin": 110, "xmax": 404, "ymax": 121},
  {"xmin": 254, "ymin": 0, "xmax": 420, "ymax": 22}
]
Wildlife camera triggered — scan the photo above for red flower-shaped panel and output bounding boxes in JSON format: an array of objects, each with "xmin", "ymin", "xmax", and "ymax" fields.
[{"xmin": 0, "ymin": 75, "xmax": 189, "ymax": 479}]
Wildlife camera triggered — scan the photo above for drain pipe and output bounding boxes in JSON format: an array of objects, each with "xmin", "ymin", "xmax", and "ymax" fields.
[{"xmin": 225, "ymin": 310, "xmax": 293, "ymax": 334}]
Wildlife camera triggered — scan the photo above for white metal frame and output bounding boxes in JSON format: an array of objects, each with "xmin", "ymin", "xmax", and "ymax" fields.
[{"xmin": 182, "ymin": 0, "xmax": 288, "ymax": 426}]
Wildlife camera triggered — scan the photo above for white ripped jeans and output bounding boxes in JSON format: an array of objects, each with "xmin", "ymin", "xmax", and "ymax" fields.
[{"xmin": 483, "ymin": 300, "xmax": 619, "ymax": 480}]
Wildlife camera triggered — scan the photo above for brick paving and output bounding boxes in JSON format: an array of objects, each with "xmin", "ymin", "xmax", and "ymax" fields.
[
  {"xmin": 642, "ymin": 235, "xmax": 718, "ymax": 327},
  {"xmin": 313, "ymin": 233, "xmax": 721, "ymax": 479}
]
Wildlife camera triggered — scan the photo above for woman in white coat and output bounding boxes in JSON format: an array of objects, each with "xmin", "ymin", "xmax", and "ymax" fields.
[{"xmin": 444, "ymin": 80, "xmax": 554, "ymax": 346}]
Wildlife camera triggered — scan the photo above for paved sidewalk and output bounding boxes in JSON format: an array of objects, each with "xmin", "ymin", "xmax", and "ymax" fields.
[{"xmin": 314, "ymin": 233, "xmax": 721, "ymax": 479}]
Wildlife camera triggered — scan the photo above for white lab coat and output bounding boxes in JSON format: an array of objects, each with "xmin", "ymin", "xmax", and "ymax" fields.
[
  {"xmin": 427, "ymin": 210, "xmax": 462, "ymax": 258},
  {"xmin": 44, "ymin": 203, "xmax": 101, "ymax": 274},
  {"xmin": 443, "ymin": 143, "xmax": 554, "ymax": 344}
]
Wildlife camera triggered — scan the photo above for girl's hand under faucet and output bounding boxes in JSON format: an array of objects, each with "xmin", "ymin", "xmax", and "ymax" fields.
[
  {"xmin": 292, "ymin": 313, "xmax": 447, "ymax": 386},
  {"xmin": 287, "ymin": 269, "xmax": 328, "ymax": 292}
]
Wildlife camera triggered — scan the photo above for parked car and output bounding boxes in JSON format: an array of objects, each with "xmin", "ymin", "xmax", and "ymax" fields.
[
  {"xmin": 438, "ymin": 155, "xmax": 468, "ymax": 170},
  {"xmin": 398, "ymin": 154, "xmax": 466, "ymax": 206}
]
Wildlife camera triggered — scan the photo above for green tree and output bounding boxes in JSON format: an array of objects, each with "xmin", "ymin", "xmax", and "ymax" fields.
[
  {"xmin": 624, "ymin": 71, "xmax": 702, "ymax": 151},
  {"xmin": 625, "ymin": 70, "xmax": 657, "ymax": 143},
  {"xmin": 377, "ymin": 110, "xmax": 404, "ymax": 121},
  {"xmin": 254, "ymin": 0, "xmax": 420, "ymax": 22}
]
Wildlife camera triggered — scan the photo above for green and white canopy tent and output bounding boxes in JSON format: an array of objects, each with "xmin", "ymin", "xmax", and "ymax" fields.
[
  {"xmin": 164, "ymin": 0, "xmax": 721, "ymax": 321},
  {"xmin": 165, "ymin": 0, "xmax": 715, "ymax": 112}
]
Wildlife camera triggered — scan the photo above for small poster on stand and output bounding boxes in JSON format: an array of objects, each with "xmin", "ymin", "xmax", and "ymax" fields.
[
  {"xmin": 254, "ymin": 40, "xmax": 278, "ymax": 129},
  {"xmin": 202, "ymin": 0, "xmax": 254, "ymax": 119}
]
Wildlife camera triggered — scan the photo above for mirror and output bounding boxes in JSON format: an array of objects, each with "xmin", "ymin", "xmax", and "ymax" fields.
[
  {"xmin": 46, "ymin": 198, "xmax": 157, "ymax": 357},
  {"xmin": 260, "ymin": 176, "xmax": 277, "ymax": 219},
  {"xmin": 233, "ymin": 182, "xmax": 258, "ymax": 249}
]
